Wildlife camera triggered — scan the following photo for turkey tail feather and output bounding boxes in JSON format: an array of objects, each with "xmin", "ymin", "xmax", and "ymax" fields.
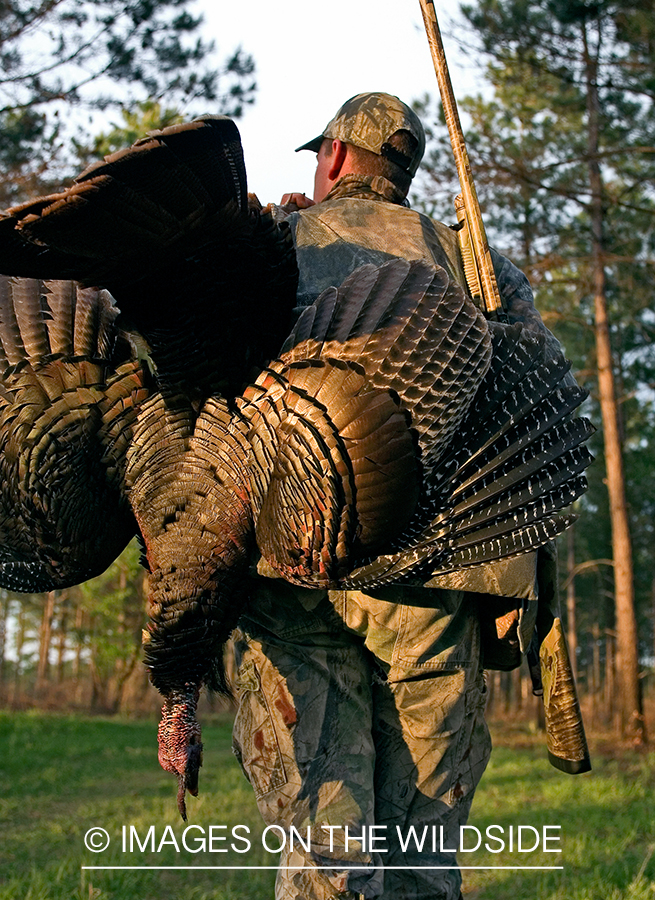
[
  {"xmin": 0, "ymin": 276, "xmax": 27, "ymax": 366},
  {"xmin": 43, "ymin": 281, "xmax": 75, "ymax": 356}
]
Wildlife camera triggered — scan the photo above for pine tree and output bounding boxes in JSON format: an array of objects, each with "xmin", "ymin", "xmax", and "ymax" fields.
[
  {"xmin": 0, "ymin": 0, "xmax": 256, "ymax": 201},
  {"xmin": 415, "ymin": 0, "xmax": 655, "ymax": 741}
]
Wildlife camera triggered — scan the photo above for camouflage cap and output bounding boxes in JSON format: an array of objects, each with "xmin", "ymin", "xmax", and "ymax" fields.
[{"xmin": 296, "ymin": 92, "xmax": 426, "ymax": 177}]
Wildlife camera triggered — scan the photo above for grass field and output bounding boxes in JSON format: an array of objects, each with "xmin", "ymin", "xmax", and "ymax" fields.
[{"xmin": 0, "ymin": 710, "xmax": 653, "ymax": 899}]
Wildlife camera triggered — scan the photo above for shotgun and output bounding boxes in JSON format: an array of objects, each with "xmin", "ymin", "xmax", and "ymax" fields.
[{"xmin": 418, "ymin": 0, "xmax": 591, "ymax": 775}]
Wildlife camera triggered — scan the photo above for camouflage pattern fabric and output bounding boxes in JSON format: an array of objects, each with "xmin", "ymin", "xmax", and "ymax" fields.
[
  {"xmin": 295, "ymin": 92, "xmax": 426, "ymax": 177},
  {"xmin": 286, "ymin": 173, "xmax": 570, "ymax": 372},
  {"xmin": 234, "ymin": 575, "xmax": 489, "ymax": 900},
  {"xmin": 234, "ymin": 172, "xmax": 558, "ymax": 899}
]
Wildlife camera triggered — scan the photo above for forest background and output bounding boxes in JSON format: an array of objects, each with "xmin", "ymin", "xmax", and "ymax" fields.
[{"xmin": 0, "ymin": 0, "xmax": 654, "ymax": 749}]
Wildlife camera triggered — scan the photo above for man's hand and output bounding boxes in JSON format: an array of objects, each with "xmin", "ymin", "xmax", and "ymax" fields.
[{"xmin": 279, "ymin": 192, "xmax": 315, "ymax": 212}]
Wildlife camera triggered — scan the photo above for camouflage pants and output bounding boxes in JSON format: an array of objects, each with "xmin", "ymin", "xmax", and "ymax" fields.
[{"xmin": 233, "ymin": 578, "xmax": 491, "ymax": 900}]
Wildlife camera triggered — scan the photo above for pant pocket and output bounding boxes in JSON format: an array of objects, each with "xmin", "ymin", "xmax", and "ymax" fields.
[{"xmin": 232, "ymin": 658, "xmax": 287, "ymax": 799}]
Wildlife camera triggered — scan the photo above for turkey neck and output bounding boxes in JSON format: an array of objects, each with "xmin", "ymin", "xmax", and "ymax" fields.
[
  {"xmin": 142, "ymin": 510, "xmax": 252, "ymax": 696},
  {"xmin": 125, "ymin": 390, "xmax": 254, "ymax": 696},
  {"xmin": 142, "ymin": 471, "xmax": 251, "ymax": 816}
]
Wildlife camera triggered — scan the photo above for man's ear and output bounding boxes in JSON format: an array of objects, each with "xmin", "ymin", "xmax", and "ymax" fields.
[{"xmin": 327, "ymin": 140, "xmax": 348, "ymax": 181}]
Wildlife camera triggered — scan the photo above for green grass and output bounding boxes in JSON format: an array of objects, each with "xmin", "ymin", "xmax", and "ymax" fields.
[
  {"xmin": 0, "ymin": 711, "xmax": 653, "ymax": 899},
  {"xmin": 0, "ymin": 711, "xmax": 276, "ymax": 900},
  {"xmin": 461, "ymin": 724, "xmax": 655, "ymax": 899}
]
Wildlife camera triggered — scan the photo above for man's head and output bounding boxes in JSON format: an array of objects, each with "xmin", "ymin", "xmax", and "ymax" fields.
[{"xmin": 297, "ymin": 92, "xmax": 425, "ymax": 202}]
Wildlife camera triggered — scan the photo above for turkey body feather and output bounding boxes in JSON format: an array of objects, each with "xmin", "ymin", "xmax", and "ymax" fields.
[{"xmin": 0, "ymin": 116, "xmax": 593, "ymax": 818}]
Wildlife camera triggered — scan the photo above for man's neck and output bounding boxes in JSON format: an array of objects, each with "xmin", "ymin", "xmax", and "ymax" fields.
[{"xmin": 322, "ymin": 173, "xmax": 408, "ymax": 206}]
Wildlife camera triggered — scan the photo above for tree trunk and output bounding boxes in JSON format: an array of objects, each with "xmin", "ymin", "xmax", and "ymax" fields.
[
  {"xmin": 582, "ymin": 21, "xmax": 645, "ymax": 744},
  {"xmin": 72, "ymin": 604, "xmax": 84, "ymax": 681},
  {"xmin": 651, "ymin": 571, "xmax": 655, "ymax": 674},
  {"xmin": 11, "ymin": 604, "xmax": 26, "ymax": 707},
  {"xmin": 56, "ymin": 593, "xmax": 69, "ymax": 683},
  {"xmin": 89, "ymin": 615, "xmax": 106, "ymax": 710},
  {"xmin": 37, "ymin": 591, "xmax": 56, "ymax": 689},
  {"xmin": 592, "ymin": 621, "xmax": 601, "ymax": 691},
  {"xmin": 605, "ymin": 629, "xmax": 616, "ymax": 728}
]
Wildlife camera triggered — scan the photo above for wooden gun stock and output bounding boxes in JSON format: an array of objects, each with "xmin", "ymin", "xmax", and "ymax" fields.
[
  {"xmin": 538, "ymin": 617, "xmax": 592, "ymax": 774},
  {"xmin": 454, "ymin": 194, "xmax": 484, "ymax": 311}
]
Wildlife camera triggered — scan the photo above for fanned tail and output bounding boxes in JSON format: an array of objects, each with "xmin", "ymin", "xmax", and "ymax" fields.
[
  {"xmin": 243, "ymin": 260, "xmax": 491, "ymax": 585},
  {"xmin": 282, "ymin": 259, "xmax": 492, "ymax": 462},
  {"xmin": 0, "ymin": 117, "xmax": 298, "ymax": 399}
]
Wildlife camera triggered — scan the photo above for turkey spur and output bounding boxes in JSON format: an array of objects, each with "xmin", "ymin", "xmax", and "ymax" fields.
[{"xmin": 0, "ymin": 117, "xmax": 592, "ymax": 818}]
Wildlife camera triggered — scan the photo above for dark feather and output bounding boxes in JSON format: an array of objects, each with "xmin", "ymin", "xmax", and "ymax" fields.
[{"xmin": 1, "ymin": 117, "xmax": 298, "ymax": 400}]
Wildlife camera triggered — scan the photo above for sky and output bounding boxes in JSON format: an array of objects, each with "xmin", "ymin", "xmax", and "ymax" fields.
[{"xmin": 197, "ymin": 0, "xmax": 475, "ymax": 204}]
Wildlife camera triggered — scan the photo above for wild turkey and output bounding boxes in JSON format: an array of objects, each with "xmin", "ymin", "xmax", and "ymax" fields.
[{"xmin": 0, "ymin": 117, "xmax": 593, "ymax": 818}]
